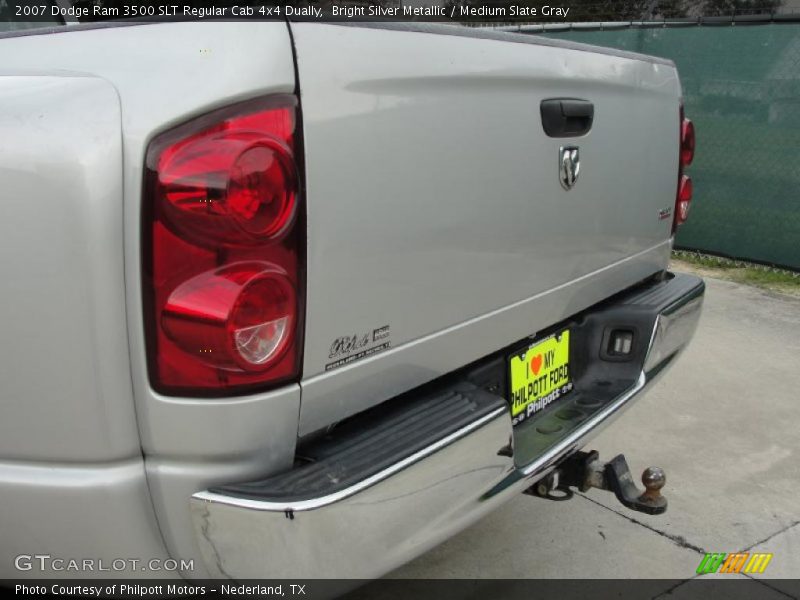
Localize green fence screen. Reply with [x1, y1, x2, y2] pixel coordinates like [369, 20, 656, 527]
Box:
[542, 24, 800, 270]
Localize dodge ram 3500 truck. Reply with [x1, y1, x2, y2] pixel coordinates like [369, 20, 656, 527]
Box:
[0, 18, 703, 580]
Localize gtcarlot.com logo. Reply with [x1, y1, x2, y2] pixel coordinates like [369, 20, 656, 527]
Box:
[14, 554, 194, 572]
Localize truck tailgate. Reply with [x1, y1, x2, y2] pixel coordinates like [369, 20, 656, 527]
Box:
[293, 24, 680, 435]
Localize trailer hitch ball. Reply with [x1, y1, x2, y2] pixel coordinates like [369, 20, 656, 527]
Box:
[599, 454, 668, 515]
[527, 451, 668, 515]
[641, 466, 666, 502]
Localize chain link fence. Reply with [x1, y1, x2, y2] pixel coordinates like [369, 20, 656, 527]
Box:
[536, 23, 800, 271]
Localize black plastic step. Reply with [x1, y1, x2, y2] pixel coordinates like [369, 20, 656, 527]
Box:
[620, 272, 704, 310]
[211, 381, 506, 503]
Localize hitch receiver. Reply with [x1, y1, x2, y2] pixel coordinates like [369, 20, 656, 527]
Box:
[527, 450, 668, 515]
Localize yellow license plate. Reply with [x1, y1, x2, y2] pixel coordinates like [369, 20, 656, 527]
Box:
[509, 330, 573, 422]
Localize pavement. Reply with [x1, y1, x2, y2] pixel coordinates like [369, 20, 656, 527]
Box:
[385, 274, 800, 595]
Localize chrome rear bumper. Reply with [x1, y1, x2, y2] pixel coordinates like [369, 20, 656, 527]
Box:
[190, 273, 704, 579]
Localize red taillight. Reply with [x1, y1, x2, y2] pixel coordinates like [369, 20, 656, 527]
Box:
[674, 103, 695, 233]
[676, 174, 693, 226]
[680, 118, 695, 167]
[143, 96, 303, 395]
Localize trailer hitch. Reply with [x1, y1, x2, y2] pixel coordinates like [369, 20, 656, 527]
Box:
[526, 450, 668, 515]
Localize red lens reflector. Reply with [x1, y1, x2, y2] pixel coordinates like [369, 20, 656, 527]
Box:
[676, 175, 693, 225]
[674, 103, 695, 233]
[228, 143, 296, 238]
[161, 263, 295, 373]
[144, 96, 303, 395]
[157, 120, 296, 247]
[680, 119, 695, 167]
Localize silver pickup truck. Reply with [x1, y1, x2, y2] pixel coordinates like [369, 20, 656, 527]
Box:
[0, 19, 702, 581]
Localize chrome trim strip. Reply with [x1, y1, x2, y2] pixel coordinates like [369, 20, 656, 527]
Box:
[645, 288, 704, 374]
[193, 405, 508, 512]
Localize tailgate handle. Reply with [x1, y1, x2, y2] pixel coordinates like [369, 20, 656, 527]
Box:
[540, 99, 594, 138]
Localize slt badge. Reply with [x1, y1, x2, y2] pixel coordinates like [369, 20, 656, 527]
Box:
[559, 146, 580, 190]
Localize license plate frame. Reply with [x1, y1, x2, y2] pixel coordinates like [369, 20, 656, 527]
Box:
[508, 329, 574, 426]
